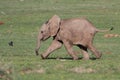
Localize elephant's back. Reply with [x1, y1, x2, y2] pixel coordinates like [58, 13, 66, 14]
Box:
[61, 18, 96, 33]
[60, 18, 96, 46]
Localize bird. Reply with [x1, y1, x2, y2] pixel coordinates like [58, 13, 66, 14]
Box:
[8, 41, 13, 46]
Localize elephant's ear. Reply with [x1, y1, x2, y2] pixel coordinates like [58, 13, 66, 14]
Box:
[49, 15, 61, 36]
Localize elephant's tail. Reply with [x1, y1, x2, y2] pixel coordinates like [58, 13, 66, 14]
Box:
[96, 27, 113, 32]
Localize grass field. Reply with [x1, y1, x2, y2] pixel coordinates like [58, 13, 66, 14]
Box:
[0, 0, 120, 80]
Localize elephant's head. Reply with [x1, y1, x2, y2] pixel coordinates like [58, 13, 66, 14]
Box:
[35, 15, 61, 55]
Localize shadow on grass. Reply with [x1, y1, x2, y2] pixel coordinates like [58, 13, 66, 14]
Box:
[44, 57, 97, 60]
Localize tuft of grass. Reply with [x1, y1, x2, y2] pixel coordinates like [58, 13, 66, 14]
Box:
[0, 62, 14, 80]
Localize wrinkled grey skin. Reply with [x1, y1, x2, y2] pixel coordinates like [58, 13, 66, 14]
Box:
[35, 15, 113, 60]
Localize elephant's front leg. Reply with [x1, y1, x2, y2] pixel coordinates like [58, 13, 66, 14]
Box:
[63, 41, 78, 60]
[81, 49, 89, 60]
[41, 40, 62, 59]
[77, 45, 89, 60]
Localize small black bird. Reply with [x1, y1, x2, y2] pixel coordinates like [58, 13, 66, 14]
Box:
[8, 41, 13, 46]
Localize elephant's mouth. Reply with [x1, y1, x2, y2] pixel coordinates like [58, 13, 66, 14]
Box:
[41, 35, 50, 41]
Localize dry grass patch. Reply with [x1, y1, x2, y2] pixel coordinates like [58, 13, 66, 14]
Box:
[104, 34, 120, 38]
[20, 67, 45, 75]
[0, 63, 13, 80]
[69, 67, 96, 74]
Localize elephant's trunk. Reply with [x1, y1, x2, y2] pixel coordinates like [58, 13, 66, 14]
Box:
[35, 34, 43, 56]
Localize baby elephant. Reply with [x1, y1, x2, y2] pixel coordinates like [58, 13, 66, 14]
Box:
[35, 15, 113, 60]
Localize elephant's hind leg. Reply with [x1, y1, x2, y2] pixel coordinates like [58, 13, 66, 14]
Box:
[88, 44, 102, 59]
[41, 40, 62, 59]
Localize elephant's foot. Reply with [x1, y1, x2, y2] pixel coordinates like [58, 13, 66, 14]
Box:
[73, 57, 79, 60]
[82, 54, 89, 60]
[96, 53, 102, 59]
[41, 54, 47, 59]
[82, 57, 89, 60]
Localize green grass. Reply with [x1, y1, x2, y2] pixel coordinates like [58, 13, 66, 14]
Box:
[0, 0, 120, 80]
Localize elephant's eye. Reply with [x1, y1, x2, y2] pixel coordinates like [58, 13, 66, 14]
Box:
[41, 31, 43, 33]
[45, 20, 49, 24]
